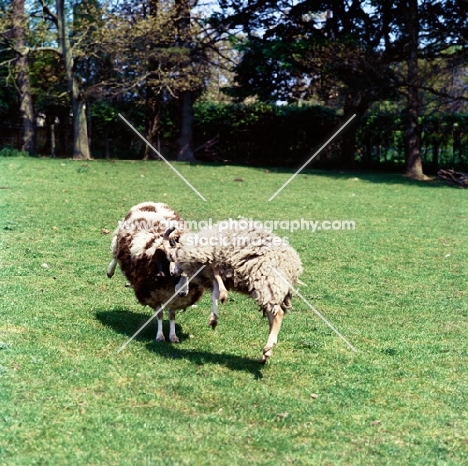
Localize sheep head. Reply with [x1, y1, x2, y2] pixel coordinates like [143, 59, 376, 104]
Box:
[162, 226, 184, 278]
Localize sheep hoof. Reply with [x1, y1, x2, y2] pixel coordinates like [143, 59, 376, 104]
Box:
[156, 334, 165, 342]
[219, 290, 228, 304]
[260, 346, 273, 363]
[169, 335, 180, 343]
[208, 319, 218, 330]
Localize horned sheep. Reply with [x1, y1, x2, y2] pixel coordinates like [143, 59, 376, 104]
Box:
[107, 202, 205, 343]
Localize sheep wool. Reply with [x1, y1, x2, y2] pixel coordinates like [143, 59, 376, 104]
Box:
[107, 202, 204, 343]
[170, 220, 303, 362]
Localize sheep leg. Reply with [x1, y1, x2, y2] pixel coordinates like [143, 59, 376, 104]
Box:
[107, 258, 117, 278]
[175, 275, 189, 297]
[212, 266, 228, 304]
[155, 305, 165, 342]
[168, 309, 180, 343]
[208, 279, 220, 329]
[260, 305, 285, 364]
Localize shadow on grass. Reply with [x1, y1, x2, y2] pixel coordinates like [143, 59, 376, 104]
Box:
[95, 309, 263, 379]
[273, 167, 449, 188]
[96, 308, 179, 341]
[198, 162, 451, 188]
[146, 342, 263, 379]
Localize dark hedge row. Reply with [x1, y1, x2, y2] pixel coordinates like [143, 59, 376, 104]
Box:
[192, 102, 339, 167]
[4, 101, 467, 171]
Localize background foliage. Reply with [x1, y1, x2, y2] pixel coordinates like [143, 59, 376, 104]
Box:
[1, 0, 468, 173]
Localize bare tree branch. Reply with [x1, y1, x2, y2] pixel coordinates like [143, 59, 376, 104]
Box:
[38, 0, 58, 25]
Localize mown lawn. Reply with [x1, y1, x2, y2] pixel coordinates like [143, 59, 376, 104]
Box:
[0, 156, 467, 465]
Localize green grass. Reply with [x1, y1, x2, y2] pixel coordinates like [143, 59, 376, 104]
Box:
[1, 157, 467, 465]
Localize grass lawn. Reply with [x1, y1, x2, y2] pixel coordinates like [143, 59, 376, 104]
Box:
[1, 156, 467, 465]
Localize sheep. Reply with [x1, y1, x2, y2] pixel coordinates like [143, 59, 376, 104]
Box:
[107, 202, 205, 343]
[165, 219, 303, 363]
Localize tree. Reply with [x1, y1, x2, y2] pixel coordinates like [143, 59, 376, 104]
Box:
[215, 1, 397, 168]
[371, 0, 468, 178]
[174, 0, 196, 161]
[36, 0, 94, 159]
[403, 0, 425, 179]
[216, 0, 468, 174]
[56, 0, 91, 160]
[13, 0, 36, 153]
[0, 0, 37, 153]
[98, 0, 210, 161]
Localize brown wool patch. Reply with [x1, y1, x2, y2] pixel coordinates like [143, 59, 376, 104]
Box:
[144, 236, 157, 252]
[140, 205, 157, 212]
[132, 216, 147, 225]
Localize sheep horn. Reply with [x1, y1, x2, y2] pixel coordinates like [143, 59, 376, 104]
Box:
[163, 226, 177, 239]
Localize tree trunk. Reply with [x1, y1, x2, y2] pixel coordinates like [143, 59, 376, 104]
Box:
[72, 99, 91, 160]
[404, 0, 426, 180]
[176, 90, 195, 161]
[340, 114, 359, 169]
[340, 93, 366, 169]
[144, 113, 160, 160]
[86, 99, 92, 149]
[175, 0, 196, 162]
[12, 0, 36, 154]
[56, 0, 91, 160]
[144, 101, 161, 160]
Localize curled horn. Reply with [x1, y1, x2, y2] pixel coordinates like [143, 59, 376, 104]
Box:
[163, 226, 178, 247]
